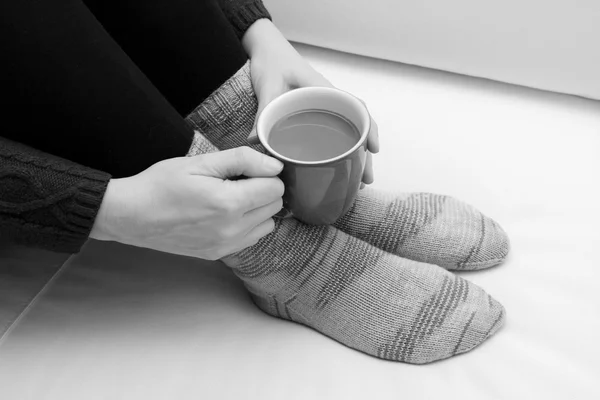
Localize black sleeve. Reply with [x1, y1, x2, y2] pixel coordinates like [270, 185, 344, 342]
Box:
[0, 137, 111, 254]
[216, 0, 272, 38]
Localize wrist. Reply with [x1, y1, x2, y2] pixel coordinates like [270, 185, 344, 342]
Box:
[242, 18, 288, 58]
[89, 178, 125, 242]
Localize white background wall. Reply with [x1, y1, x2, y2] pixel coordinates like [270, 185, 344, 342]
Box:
[264, 0, 600, 100]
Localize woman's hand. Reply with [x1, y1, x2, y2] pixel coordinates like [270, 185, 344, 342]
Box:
[242, 19, 379, 186]
[89, 147, 284, 260]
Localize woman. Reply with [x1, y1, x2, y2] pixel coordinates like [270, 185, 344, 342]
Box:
[0, 0, 509, 364]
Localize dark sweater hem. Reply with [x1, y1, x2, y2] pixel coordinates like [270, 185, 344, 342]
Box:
[227, 2, 272, 39]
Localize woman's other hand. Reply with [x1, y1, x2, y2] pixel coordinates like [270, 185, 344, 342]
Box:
[243, 19, 379, 186]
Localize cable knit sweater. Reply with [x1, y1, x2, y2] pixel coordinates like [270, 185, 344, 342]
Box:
[217, 0, 272, 38]
[0, 139, 110, 253]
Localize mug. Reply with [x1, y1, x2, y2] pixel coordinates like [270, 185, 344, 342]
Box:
[249, 87, 371, 225]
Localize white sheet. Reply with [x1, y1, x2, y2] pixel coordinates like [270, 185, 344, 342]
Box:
[0, 44, 599, 400]
[264, 0, 600, 100]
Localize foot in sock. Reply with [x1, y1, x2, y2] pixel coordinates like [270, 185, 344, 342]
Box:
[333, 189, 510, 270]
[223, 217, 505, 364]
[187, 131, 505, 362]
[185, 62, 510, 271]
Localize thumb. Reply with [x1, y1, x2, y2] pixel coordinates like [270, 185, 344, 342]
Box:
[193, 147, 283, 179]
[249, 79, 286, 144]
[256, 79, 287, 125]
[295, 69, 334, 89]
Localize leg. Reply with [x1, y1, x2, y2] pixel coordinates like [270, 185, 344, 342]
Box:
[188, 130, 506, 364]
[1, 0, 195, 178]
[82, 0, 248, 116]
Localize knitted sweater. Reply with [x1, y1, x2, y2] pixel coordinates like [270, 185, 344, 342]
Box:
[0, 0, 270, 253]
[217, 0, 273, 38]
[0, 139, 110, 253]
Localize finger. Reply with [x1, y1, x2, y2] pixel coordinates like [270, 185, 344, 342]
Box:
[354, 98, 379, 154]
[362, 152, 374, 185]
[297, 73, 381, 155]
[367, 117, 380, 153]
[224, 218, 276, 257]
[196, 147, 283, 179]
[245, 217, 277, 245]
[243, 198, 283, 229]
[250, 80, 287, 144]
[232, 176, 285, 211]
[256, 79, 286, 125]
[296, 69, 334, 88]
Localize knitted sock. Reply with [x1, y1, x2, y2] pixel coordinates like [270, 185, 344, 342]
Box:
[188, 130, 505, 363]
[333, 190, 510, 270]
[185, 61, 510, 271]
[225, 217, 505, 364]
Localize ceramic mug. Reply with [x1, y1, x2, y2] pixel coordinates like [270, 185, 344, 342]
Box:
[248, 87, 371, 225]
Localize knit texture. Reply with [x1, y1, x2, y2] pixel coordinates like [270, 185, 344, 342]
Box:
[185, 61, 263, 154]
[334, 190, 510, 270]
[185, 61, 510, 270]
[0, 138, 110, 253]
[216, 0, 272, 38]
[186, 130, 505, 364]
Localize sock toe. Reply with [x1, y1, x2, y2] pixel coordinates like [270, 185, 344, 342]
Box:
[391, 269, 506, 364]
[402, 195, 511, 271]
[333, 190, 511, 272]
[449, 290, 506, 360]
[455, 210, 511, 271]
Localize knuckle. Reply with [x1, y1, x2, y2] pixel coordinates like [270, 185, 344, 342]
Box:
[215, 190, 241, 215]
[232, 146, 260, 172]
[233, 146, 253, 161]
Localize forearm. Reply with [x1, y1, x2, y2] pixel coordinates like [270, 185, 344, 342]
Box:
[0, 137, 111, 253]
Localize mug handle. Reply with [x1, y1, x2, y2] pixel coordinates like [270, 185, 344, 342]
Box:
[248, 126, 290, 218]
[274, 197, 293, 219]
[247, 127, 261, 145]
[274, 207, 293, 219]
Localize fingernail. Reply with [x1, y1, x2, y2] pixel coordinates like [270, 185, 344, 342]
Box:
[267, 157, 284, 172]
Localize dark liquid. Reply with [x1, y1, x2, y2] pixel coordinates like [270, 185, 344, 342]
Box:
[268, 110, 360, 161]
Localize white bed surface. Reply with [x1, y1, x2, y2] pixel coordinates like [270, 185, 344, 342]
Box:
[0, 44, 599, 400]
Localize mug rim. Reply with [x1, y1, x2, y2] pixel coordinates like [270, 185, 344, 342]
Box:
[256, 87, 371, 166]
